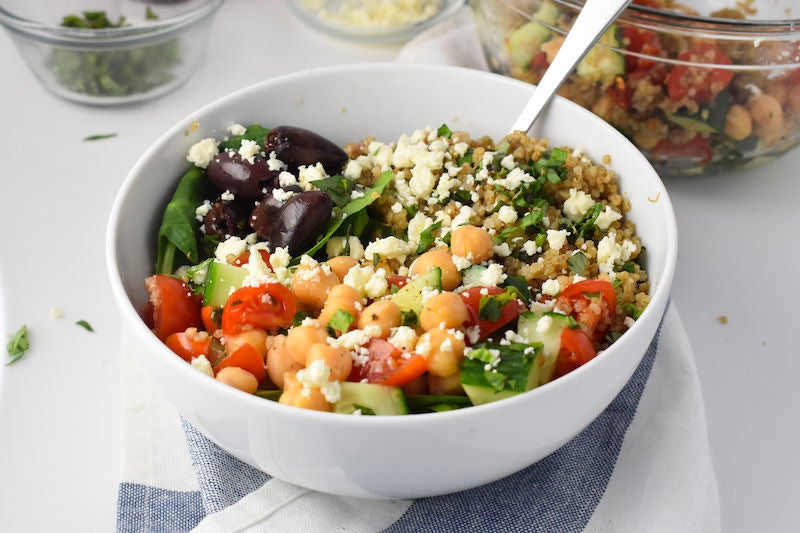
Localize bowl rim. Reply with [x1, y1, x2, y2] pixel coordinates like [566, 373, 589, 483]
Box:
[106, 62, 678, 428]
[0, 0, 223, 47]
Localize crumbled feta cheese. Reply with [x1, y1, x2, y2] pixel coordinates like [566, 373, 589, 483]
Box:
[624, 316, 636, 328]
[388, 326, 418, 352]
[390, 202, 403, 214]
[493, 243, 512, 257]
[238, 139, 261, 164]
[522, 240, 539, 256]
[497, 205, 518, 224]
[595, 205, 623, 231]
[278, 171, 298, 188]
[343, 265, 388, 299]
[546, 229, 570, 251]
[215, 236, 248, 264]
[186, 138, 219, 169]
[541, 279, 561, 296]
[563, 188, 595, 222]
[343, 160, 362, 180]
[363, 236, 414, 264]
[49, 307, 64, 320]
[298, 163, 327, 190]
[269, 247, 291, 269]
[480, 263, 507, 286]
[191, 355, 214, 377]
[326, 236, 365, 260]
[227, 123, 246, 136]
[536, 314, 554, 334]
[272, 188, 295, 202]
[451, 254, 472, 271]
[495, 167, 534, 190]
[597, 233, 638, 275]
[297, 359, 341, 403]
[220, 190, 235, 202]
[195, 200, 212, 221]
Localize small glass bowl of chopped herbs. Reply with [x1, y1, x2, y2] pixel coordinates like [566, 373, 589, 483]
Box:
[0, 0, 223, 105]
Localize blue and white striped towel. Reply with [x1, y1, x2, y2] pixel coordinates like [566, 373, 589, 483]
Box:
[116, 304, 720, 532]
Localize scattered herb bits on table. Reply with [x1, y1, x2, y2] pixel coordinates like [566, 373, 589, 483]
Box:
[144, 123, 650, 414]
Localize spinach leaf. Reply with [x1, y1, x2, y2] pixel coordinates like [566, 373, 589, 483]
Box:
[156, 167, 213, 274]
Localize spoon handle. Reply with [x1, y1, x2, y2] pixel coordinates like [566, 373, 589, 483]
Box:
[509, 0, 632, 134]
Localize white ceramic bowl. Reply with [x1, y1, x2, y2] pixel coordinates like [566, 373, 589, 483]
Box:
[107, 63, 677, 499]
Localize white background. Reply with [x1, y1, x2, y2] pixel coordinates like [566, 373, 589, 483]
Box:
[0, 2, 797, 531]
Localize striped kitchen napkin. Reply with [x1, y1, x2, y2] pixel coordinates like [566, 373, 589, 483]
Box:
[116, 10, 720, 531]
[116, 303, 720, 532]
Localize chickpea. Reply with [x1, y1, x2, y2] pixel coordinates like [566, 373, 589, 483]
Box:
[279, 372, 332, 412]
[216, 366, 259, 394]
[723, 104, 753, 141]
[305, 343, 352, 382]
[418, 328, 466, 378]
[450, 226, 494, 264]
[266, 334, 302, 389]
[786, 84, 800, 115]
[419, 292, 469, 332]
[357, 300, 402, 338]
[318, 284, 362, 333]
[410, 248, 461, 291]
[224, 329, 268, 361]
[748, 93, 785, 146]
[326, 256, 358, 282]
[285, 324, 329, 365]
[764, 79, 788, 106]
[291, 264, 339, 311]
[427, 371, 464, 396]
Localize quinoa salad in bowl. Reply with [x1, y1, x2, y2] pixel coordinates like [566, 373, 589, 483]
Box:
[143, 121, 650, 415]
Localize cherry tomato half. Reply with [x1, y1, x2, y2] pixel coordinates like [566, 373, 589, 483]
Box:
[221, 283, 297, 335]
[232, 249, 272, 268]
[666, 43, 733, 105]
[165, 329, 211, 362]
[651, 134, 714, 166]
[349, 338, 428, 386]
[459, 286, 526, 343]
[554, 327, 598, 378]
[555, 279, 618, 342]
[145, 274, 203, 341]
[215, 343, 266, 384]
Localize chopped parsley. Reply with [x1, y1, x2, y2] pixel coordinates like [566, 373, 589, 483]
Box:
[327, 310, 355, 335]
[567, 251, 588, 276]
[83, 133, 117, 142]
[6, 325, 30, 366]
[75, 320, 95, 332]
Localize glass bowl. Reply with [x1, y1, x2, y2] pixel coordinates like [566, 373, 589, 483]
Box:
[0, 0, 223, 106]
[471, 0, 800, 176]
[286, 0, 465, 43]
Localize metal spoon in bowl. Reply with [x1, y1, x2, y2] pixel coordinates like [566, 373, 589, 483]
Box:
[510, 0, 632, 134]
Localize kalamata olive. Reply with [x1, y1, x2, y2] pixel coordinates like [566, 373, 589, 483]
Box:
[202, 200, 251, 239]
[265, 126, 348, 175]
[270, 190, 334, 255]
[249, 186, 303, 240]
[206, 151, 276, 199]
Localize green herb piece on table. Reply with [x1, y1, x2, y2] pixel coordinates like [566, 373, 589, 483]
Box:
[48, 10, 180, 98]
[75, 320, 95, 332]
[6, 325, 30, 366]
[83, 133, 117, 142]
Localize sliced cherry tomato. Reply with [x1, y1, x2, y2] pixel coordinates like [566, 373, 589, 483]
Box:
[554, 327, 597, 378]
[145, 274, 203, 341]
[530, 50, 549, 71]
[349, 338, 428, 386]
[387, 275, 410, 291]
[215, 343, 266, 384]
[221, 283, 297, 335]
[232, 249, 272, 268]
[459, 286, 526, 343]
[666, 43, 733, 105]
[555, 280, 617, 342]
[201, 305, 220, 334]
[165, 330, 212, 362]
[651, 134, 714, 166]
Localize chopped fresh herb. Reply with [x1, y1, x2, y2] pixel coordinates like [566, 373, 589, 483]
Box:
[456, 150, 474, 166]
[83, 133, 117, 142]
[254, 389, 282, 401]
[401, 309, 418, 327]
[416, 220, 443, 254]
[6, 325, 29, 366]
[217, 125, 271, 151]
[436, 124, 452, 138]
[292, 311, 310, 327]
[75, 320, 95, 332]
[327, 309, 355, 335]
[372, 253, 381, 267]
[606, 331, 623, 343]
[49, 10, 179, 98]
[495, 204, 546, 244]
[353, 405, 376, 415]
[478, 288, 519, 322]
[145, 6, 159, 20]
[623, 303, 644, 320]
[572, 202, 603, 239]
[502, 276, 532, 304]
[567, 251, 588, 276]
[312, 175, 356, 208]
[451, 189, 472, 205]
[617, 260, 637, 273]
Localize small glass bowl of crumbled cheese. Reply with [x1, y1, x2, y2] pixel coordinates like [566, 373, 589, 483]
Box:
[286, 0, 465, 43]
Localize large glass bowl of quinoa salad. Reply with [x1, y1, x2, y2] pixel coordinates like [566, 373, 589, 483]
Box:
[107, 64, 677, 498]
[471, 0, 800, 176]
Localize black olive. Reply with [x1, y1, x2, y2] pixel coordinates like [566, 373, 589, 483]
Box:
[265, 126, 348, 175]
[270, 190, 334, 255]
[202, 199, 251, 239]
[206, 151, 277, 199]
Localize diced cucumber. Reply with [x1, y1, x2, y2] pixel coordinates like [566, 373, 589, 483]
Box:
[516, 311, 572, 385]
[460, 264, 487, 287]
[666, 114, 719, 135]
[576, 25, 624, 86]
[391, 266, 442, 317]
[460, 342, 541, 405]
[203, 261, 247, 307]
[506, 1, 560, 68]
[333, 382, 408, 415]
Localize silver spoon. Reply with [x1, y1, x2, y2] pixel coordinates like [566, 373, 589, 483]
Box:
[510, 0, 632, 134]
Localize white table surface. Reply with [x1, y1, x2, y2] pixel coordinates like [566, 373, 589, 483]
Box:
[0, 2, 797, 532]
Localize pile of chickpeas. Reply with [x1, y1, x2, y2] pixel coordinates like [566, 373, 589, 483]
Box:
[212, 223, 505, 412]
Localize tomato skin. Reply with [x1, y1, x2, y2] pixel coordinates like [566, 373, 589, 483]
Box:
[215, 343, 266, 384]
[622, 27, 664, 73]
[459, 286, 526, 343]
[232, 249, 271, 268]
[221, 284, 297, 335]
[555, 280, 618, 342]
[349, 339, 428, 386]
[554, 327, 597, 378]
[145, 274, 203, 341]
[665, 43, 733, 105]
[201, 305, 220, 334]
[652, 134, 714, 166]
[165, 330, 211, 362]
[387, 275, 410, 291]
